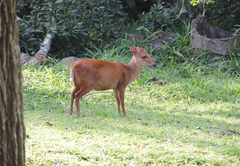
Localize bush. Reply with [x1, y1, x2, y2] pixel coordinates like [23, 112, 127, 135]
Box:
[138, 1, 201, 32]
[138, 0, 240, 33]
[204, 0, 240, 31]
[17, 0, 134, 58]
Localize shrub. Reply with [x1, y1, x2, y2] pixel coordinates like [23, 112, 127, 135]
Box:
[204, 0, 240, 31]
[138, 0, 240, 33]
[138, 1, 200, 32]
[16, 0, 134, 58]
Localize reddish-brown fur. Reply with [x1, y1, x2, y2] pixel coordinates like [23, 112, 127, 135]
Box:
[70, 46, 156, 117]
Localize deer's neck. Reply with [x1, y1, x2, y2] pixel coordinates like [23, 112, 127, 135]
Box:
[127, 56, 142, 82]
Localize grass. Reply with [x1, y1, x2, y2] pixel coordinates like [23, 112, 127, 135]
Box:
[23, 33, 240, 165]
[23, 64, 240, 165]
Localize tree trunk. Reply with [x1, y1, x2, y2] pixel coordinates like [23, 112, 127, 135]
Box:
[190, 15, 240, 55]
[0, 0, 26, 165]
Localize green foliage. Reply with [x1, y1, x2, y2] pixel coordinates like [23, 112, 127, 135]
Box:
[204, 0, 240, 30]
[188, 0, 240, 31]
[17, 0, 134, 58]
[190, 0, 215, 6]
[17, 0, 240, 59]
[139, 0, 240, 33]
[17, 0, 45, 55]
[138, 1, 201, 32]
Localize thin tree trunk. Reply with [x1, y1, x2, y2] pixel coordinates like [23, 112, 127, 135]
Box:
[24, 32, 53, 65]
[0, 0, 25, 165]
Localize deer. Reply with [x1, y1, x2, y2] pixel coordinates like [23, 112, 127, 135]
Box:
[69, 46, 156, 117]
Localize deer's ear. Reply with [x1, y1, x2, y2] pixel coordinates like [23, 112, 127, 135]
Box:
[129, 46, 137, 54]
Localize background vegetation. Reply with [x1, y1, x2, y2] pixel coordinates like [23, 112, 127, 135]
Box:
[17, 0, 240, 165]
[16, 0, 240, 58]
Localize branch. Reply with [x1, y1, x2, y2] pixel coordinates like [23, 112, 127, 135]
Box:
[21, 53, 31, 65]
[24, 32, 53, 65]
[176, 0, 185, 19]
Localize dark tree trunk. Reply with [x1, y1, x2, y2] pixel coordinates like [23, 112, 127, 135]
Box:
[0, 0, 26, 165]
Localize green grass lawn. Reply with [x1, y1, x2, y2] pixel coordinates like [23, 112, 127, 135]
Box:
[22, 58, 240, 165]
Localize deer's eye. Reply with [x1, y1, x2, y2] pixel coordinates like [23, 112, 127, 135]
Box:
[142, 55, 147, 59]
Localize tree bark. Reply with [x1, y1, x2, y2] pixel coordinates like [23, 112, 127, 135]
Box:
[0, 0, 25, 165]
